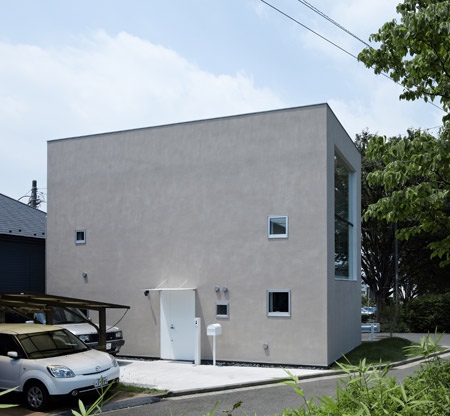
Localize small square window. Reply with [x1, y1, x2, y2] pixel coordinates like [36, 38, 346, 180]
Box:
[216, 303, 229, 318]
[268, 216, 288, 238]
[75, 229, 86, 245]
[267, 290, 291, 317]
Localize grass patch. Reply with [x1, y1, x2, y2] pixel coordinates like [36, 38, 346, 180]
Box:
[115, 382, 165, 395]
[333, 337, 417, 368]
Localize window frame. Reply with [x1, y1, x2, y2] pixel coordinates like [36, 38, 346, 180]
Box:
[334, 151, 357, 280]
[267, 216, 288, 239]
[216, 302, 230, 319]
[266, 290, 291, 317]
[75, 229, 86, 245]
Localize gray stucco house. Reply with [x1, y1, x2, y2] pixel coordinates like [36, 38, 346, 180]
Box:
[47, 104, 361, 366]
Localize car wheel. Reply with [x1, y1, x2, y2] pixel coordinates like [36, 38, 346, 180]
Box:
[25, 381, 49, 411]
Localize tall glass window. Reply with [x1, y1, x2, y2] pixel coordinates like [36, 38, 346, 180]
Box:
[335, 153, 354, 278]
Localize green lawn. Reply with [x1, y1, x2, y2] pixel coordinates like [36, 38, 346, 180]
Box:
[334, 337, 417, 367]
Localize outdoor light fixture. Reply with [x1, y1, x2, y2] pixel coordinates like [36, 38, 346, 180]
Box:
[144, 290, 149, 297]
[214, 286, 220, 292]
[222, 286, 228, 292]
[82, 272, 88, 279]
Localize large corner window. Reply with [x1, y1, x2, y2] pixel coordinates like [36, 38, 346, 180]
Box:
[268, 216, 288, 239]
[335, 152, 355, 279]
[267, 290, 291, 317]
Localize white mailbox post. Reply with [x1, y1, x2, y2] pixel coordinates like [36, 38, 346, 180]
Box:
[194, 317, 201, 366]
[207, 323, 222, 366]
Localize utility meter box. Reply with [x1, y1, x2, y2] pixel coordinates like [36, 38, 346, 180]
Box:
[207, 323, 222, 336]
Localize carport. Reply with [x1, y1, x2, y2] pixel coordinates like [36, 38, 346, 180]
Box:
[0, 293, 130, 350]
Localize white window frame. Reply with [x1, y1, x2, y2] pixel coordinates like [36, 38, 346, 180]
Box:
[75, 229, 86, 245]
[267, 216, 288, 239]
[267, 290, 291, 317]
[216, 302, 229, 319]
[334, 150, 357, 281]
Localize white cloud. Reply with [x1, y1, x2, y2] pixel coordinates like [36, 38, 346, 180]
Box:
[330, 76, 444, 139]
[0, 30, 284, 201]
[282, 0, 398, 62]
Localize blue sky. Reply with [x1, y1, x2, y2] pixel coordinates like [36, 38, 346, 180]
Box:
[0, 0, 444, 207]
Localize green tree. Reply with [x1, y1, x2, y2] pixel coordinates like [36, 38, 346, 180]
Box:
[358, 131, 450, 313]
[358, 0, 450, 120]
[357, 132, 397, 314]
[358, 0, 450, 288]
[399, 231, 450, 298]
[364, 128, 450, 266]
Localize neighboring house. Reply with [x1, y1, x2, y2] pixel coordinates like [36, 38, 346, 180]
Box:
[46, 104, 361, 367]
[0, 193, 46, 293]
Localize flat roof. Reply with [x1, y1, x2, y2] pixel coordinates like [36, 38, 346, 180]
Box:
[0, 323, 62, 335]
[0, 293, 130, 315]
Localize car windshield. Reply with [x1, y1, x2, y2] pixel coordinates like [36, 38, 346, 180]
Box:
[17, 329, 89, 358]
[35, 307, 88, 325]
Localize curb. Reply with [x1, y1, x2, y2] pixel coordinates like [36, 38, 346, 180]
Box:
[64, 345, 450, 414]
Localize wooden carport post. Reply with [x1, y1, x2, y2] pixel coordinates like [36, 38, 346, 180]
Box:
[45, 308, 54, 325]
[98, 308, 107, 351]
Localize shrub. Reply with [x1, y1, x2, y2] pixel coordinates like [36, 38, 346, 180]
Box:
[406, 293, 450, 332]
[276, 333, 449, 416]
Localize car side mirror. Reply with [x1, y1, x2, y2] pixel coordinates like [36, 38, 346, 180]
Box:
[7, 351, 19, 359]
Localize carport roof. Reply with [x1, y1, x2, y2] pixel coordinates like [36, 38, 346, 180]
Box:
[0, 293, 130, 314]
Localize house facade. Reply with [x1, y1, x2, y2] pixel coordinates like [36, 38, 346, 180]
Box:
[0, 193, 46, 294]
[47, 104, 361, 366]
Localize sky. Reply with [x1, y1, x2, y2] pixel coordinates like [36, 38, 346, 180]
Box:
[0, 0, 444, 208]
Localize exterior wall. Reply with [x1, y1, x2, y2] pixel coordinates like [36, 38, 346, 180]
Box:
[47, 104, 360, 366]
[0, 235, 45, 293]
[0, 193, 47, 294]
[326, 110, 362, 364]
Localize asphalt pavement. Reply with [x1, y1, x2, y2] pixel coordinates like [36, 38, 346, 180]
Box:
[6, 332, 450, 416]
[117, 332, 450, 396]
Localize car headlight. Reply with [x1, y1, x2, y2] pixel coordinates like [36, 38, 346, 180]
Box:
[115, 331, 122, 339]
[78, 334, 90, 343]
[47, 365, 76, 378]
[109, 355, 118, 367]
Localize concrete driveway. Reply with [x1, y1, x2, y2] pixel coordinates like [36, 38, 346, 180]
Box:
[5, 332, 450, 416]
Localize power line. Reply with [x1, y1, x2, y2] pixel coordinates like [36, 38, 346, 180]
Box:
[295, 0, 371, 49]
[260, 0, 445, 115]
[260, 0, 358, 60]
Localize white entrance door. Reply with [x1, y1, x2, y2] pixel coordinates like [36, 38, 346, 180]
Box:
[160, 290, 195, 360]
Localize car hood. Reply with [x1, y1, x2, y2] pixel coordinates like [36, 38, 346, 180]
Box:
[37, 349, 115, 374]
[56, 322, 119, 335]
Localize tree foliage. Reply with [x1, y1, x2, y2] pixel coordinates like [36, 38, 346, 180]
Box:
[365, 128, 450, 266]
[358, 0, 450, 120]
[358, 130, 450, 309]
[357, 0, 450, 285]
[357, 132, 397, 312]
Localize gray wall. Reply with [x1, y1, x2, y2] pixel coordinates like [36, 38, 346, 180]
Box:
[326, 110, 361, 363]
[47, 104, 360, 366]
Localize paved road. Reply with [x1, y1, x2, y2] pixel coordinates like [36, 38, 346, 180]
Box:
[102, 332, 450, 416]
[100, 360, 427, 416]
[5, 333, 448, 416]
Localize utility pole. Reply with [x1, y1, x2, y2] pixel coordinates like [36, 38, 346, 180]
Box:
[28, 180, 39, 209]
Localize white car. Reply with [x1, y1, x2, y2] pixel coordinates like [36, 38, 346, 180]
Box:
[34, 307, 125, 355]
[0, 323, 120, 411]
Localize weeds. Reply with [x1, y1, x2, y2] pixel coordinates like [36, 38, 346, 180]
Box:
[71, 378, 117, 416]
[276, 333, 449, 415]
[0, 387, 18, 409]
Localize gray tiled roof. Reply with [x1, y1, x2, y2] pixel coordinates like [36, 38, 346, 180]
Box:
[0, 193, 46, 239]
